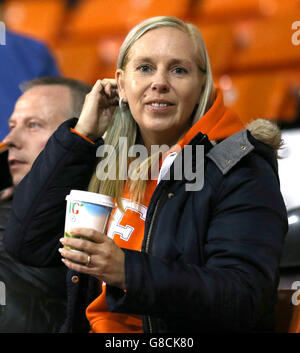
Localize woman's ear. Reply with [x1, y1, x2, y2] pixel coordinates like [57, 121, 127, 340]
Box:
[115, 69, 126, 101]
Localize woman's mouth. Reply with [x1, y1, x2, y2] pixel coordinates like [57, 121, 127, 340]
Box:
[146, 100, 175, 113]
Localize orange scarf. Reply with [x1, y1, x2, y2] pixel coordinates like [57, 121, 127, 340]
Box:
[182, 88, 244, 145]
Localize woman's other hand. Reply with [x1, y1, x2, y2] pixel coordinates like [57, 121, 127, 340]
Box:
[74, 79, 119, 141]
[59, 228, 125, 289]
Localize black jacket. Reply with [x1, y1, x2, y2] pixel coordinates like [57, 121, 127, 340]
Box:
[0, 198, 67, 332]
[4, 118, 288, 332]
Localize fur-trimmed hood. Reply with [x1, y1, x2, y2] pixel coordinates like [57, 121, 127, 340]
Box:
[246, 118, 283, 157]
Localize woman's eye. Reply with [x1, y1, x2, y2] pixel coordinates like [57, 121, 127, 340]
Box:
[138, 65, 151, 73]
[173, 67, 188, 75]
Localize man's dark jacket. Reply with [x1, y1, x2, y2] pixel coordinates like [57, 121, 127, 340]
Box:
[4, 118, 288, 333]
[0, 198, 67, 332]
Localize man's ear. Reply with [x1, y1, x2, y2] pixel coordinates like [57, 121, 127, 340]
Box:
[115, 69, 126, 101]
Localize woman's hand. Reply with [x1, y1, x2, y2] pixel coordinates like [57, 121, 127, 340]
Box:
[74, 79, 119, 141]
[59, 228, 126, 289]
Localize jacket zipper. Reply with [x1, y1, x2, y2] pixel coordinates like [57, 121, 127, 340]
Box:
[145, 196, 162, 333]
[143, 133, 210, 333]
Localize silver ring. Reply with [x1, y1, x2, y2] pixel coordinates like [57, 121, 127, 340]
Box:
[86, 255, 91, 267]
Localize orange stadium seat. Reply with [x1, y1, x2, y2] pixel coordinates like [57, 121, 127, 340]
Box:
[120, 0, 191, 29]
[3, 0, 66, 44]
[65, 0, 192, 38]
[276, 69, 300, 124]
[191, 0, 267, 22]
[196, 23, 235, 75]
[190, 0, 300, 23]
[271, 0, 300, 20]
[216, 71, 297, 124]
[231, 17, 300, 72]
[288, 306, 300, 333]
[53, 38, 102, 84]
[96, 34, 126, 78]
[276, 289, 300, 333]
[53, 33, 128, 84]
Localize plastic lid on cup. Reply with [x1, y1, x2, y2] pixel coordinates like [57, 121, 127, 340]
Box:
[66, 190, 114, 208]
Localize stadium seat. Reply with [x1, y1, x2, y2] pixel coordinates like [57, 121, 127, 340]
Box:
[288, 304, 300, 333]
[96, 34, 126, 78]
[276, 289, 300, 332]
[217, 71, 296, 124]
[65, 0, 192, 38]
[191, 0, 267, 22]
[53, 32, 128, 83]
[196, 23, 235, 75]
[276, 70, 300, 124]
[231, 17, 300, 71]
[270, 0, 300, 20]
[119, 0, 191, 29]
[3, 0, 66, 44]
[52, 38, 101, 84]
[190, 0, 300, 23]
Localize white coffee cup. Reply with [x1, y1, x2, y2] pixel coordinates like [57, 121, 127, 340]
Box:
[64, 190, 114, 249]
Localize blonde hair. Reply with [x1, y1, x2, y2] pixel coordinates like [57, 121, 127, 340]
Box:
[88, 16, 214, 209]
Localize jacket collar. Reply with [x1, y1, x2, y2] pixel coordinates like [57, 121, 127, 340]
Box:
[206, 120, 281, 181]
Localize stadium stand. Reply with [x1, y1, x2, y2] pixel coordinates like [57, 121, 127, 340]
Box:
[190, 0, 300, 23]
[231, 18, 300, 72]
[3, 0, 67, 44]
[2, 0, 298, 126]
[64, 0, 192, 38]
[216, 71, 298, 124]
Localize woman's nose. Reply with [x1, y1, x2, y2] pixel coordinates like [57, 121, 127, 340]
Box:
[150, 71, 170, 93]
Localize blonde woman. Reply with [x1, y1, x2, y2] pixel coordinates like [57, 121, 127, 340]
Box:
[5, 17, 287, 333]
